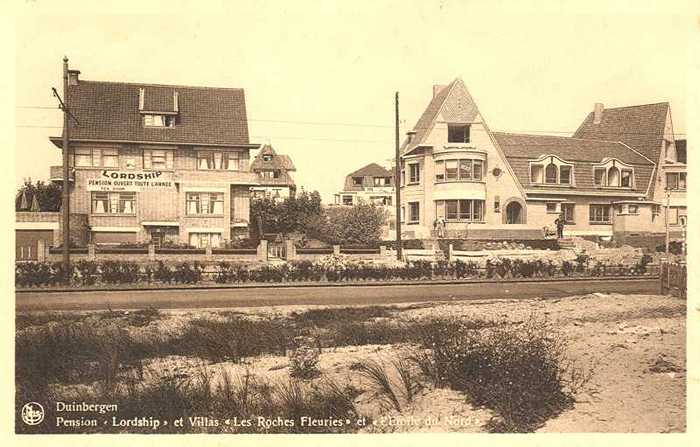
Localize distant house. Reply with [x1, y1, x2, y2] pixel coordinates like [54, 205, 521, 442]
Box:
[398, 77, 686, 247]
[334, 162, 396, 240]
[249, 145, 297, 200]
[334, 163, 395, 206]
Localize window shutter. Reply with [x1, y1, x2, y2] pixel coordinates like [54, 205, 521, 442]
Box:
[143, 150, 152, 169]
[166, 150, 174, 169]
[92, 148, 101, 167]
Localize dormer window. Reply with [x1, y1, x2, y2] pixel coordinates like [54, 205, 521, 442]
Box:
[352, 177, 363, 186]
[529, 155, 574, 186]
[144, 114, 176, 128]
[448, 124, 471, 143]
[593, 159, 634, 188]
[263, 154, 273, 162]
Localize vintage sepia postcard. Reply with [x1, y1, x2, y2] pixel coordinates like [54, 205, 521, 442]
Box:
[4, 0, 698, 445]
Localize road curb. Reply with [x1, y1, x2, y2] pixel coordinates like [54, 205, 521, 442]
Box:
[15, 275, 659, 294]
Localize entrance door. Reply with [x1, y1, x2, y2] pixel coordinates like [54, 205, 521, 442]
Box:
[506, 202, 523, 224]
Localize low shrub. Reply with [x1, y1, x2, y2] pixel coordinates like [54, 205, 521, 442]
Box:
[417, 314, 591, 432]
[288, 336, 320, 380]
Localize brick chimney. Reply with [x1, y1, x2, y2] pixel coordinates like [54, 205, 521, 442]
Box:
[433, 84, 447, 98]
[593, 103, 604, 124]
[68, 69, 81, 86]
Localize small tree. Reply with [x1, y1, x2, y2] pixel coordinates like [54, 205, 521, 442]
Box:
[315, 201, 388, 246]
[16, 179, 62, 212]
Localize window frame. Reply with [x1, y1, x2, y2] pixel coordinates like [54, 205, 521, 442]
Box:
[408, 202, 420, 223]
[91, 191, 136, 215]
[185, 191, 225, 216]
[561, 203, 575, 223]
[435, 199, 485, 223]
[447, 124, 471, 144]
[408, 163, 420, 184]
[589, 204, 611, 224]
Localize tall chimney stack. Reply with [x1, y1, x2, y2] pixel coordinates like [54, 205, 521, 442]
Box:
[593, 103, 604, 124]
[68, 69, 80, 86]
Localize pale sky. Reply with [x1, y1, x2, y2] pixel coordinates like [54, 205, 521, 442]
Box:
[13, 1, 691, 203]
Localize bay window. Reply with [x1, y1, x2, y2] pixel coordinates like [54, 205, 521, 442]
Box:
[91, 192, 136, 215]
[436, 199, 485, 222]
[186, 192, 224, 215]
[435, 158, 484, 182]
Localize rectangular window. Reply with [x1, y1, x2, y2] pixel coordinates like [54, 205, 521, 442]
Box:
[188, 232, 221, 249]
[562, 203, 575, 223]
[374, 177, 383, 187]
[494, 196, 500, 213]
[409, 163, 420, 183]
[459, 159, 472, 180]
[652, 205, 660, 222]
[102, 148, 119, 168]
[435, 160, 445, 182]
[530, 165, 544, 183]
[445, 160, 458, 181]
[185, 192, 224, 215]
[437, 200, 484, 222]
[342, 195, 353, 206]
[458, 199, 472, 220]
[408, 202, 420, 223]
[143, 149, 173, 170]
[546, 202, 558, 213]
[545, 164, 558, 184]
[589, 204, 611, 223]
[400, 162, 406, 186]
[594, 168, 606, 186]
[446, 200, 458, 220]
[628, 204, 639, 214]
[621, 169, 632, 188]
[352, 177, 363, 186]
[473, 160, 483, 181]
[670, 207, 679, 225]
[559, 166, 571, 185]
[225, 152, 240, 171]
[91, 192, 135, 215]
[144, 114, 175, 128]
[75, 147, 93, 167]
[666, 172, 686, 190]
[447, 124, 470, 143]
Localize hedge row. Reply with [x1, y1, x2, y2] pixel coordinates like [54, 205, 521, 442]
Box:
[16, 254, 654, 288]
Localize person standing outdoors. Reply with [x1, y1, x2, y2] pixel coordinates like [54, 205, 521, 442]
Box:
[554, 213, 565, 239]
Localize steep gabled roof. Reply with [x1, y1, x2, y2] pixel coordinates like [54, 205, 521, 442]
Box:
[493, 132, 655, 194]
[400, 78, 481, 155]
[250, 145, 296, 171]
[347, 163, 393, 178]
[59, 79, 252, 146]
[573, 102, 669, 163]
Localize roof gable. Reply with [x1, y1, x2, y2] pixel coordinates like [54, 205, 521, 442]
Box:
[347, 163, 393, 178]
[573, 102, 669, 163]
[64, 80, 251, 146]
[250, 145, 296, 171]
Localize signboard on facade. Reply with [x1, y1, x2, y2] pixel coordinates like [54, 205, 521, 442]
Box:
[86, 170, 175, 192]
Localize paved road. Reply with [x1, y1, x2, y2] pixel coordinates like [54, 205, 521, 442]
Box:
[15, 278, 658, 312]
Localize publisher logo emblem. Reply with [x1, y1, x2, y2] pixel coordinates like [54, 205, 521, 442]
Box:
[21, 402, 44, 426]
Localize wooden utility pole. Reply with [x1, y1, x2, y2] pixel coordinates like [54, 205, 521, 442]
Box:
[61, 56, 71, 275]
[665, 189, 670, 255]
[394, 92, 402, 260]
